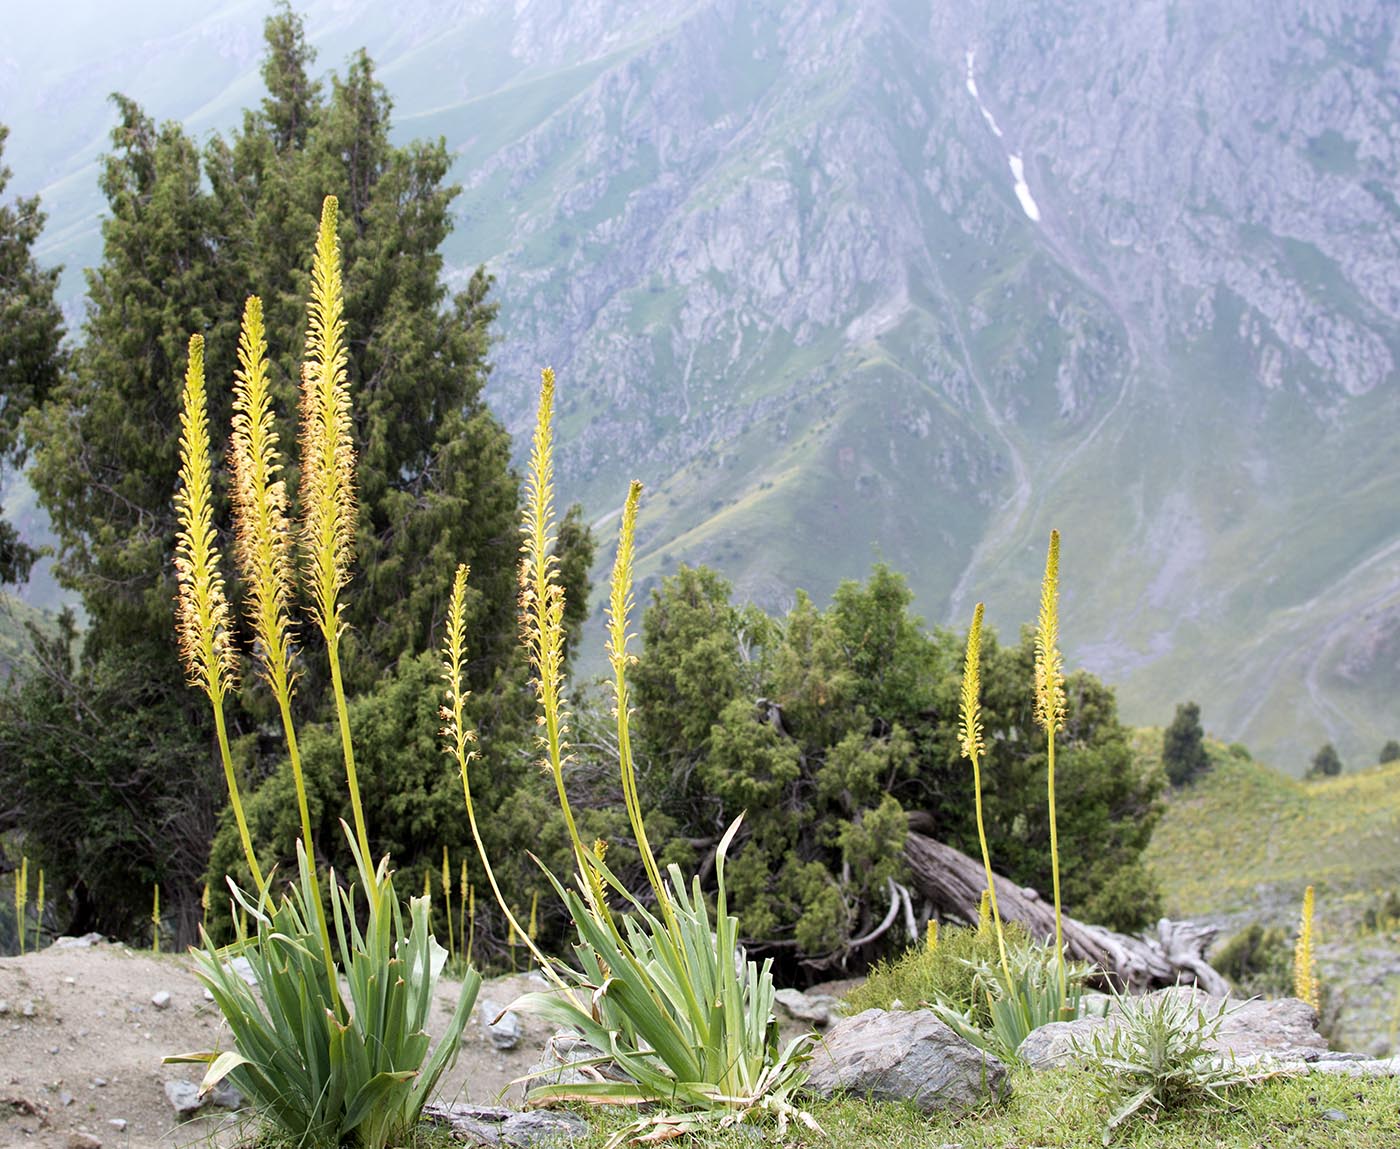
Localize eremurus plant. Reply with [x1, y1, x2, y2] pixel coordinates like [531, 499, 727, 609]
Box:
[447, 371, 818, 1146]
[166, 196, 477, 1149]
[1036, 529, 1069, 1002]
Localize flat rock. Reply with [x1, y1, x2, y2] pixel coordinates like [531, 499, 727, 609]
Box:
[66, 1134, 102, 1149]
[52, 934, 105, 950]
[803, 1008, 1008, 1113]
[424, 1102, 589, 1146]
[150, 991, 172, 1010]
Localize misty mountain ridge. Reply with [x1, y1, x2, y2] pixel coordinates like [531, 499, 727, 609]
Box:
[4, 0, 1398, 773]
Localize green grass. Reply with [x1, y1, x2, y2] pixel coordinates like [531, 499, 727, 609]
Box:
[493, 1068, 1400, 1149]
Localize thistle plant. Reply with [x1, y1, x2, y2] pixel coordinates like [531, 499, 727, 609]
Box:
[961, 601, 1012, 987]
[1035, 529, 1068, 1000]
[173, 333, 264, 891]
[1294, 885, 1320, 1010]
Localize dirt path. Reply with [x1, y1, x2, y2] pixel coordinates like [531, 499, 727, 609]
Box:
[0, 940, 569, 1149]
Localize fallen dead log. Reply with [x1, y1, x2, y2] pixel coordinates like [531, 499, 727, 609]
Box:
[903, 830, 1229, 995]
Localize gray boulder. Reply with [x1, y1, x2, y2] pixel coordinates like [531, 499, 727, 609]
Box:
[1018, 988, 1330, 1070]
[774, 987, 840, 1027]
[479, 998, 524, 1051]
[803, 1008, 1009, 1113]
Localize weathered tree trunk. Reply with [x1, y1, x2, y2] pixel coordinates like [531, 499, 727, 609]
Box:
[903, 831, 1229, 995]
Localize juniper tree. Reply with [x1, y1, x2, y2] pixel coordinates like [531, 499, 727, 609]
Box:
[2, 6, 538, 940]
[0, 124, 66, 585]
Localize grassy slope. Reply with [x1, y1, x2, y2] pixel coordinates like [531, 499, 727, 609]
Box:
[1144, 737, 1400, 1052]
[1145, 741, 1400, 919]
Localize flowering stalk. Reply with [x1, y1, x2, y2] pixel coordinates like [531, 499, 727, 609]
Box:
[15, 855, 26, 956]
[174, 333, 265, 892]
[1294, 885, 1320, 1010]
[152, 883, 161, 954]
[961, 602, 1012, 987]
[608, 480, 679, 932]
[1034, 530, 1068, 1000]
[442, 846, 455, 964]
[442, 563, 563, 982]
[229, 295, 340, 1006]
[299, 196, 372, 895]
[33, 869, 43, 952]
[518, 368, 592, 893]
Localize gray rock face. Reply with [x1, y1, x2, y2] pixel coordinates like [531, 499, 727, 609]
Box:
[803, 1008, 1009, 1113]
[525, 1031, 633, 1091]
[162, 1079, 201, 1116]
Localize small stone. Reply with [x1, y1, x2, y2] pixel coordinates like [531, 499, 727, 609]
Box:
[22, 1000, 36, 1017]
[207, 1082, 244, 1111]
[49, 1046, 60, 1055]
[164, 1079, 203, 1116]
[151, 991, 172, 1010]
[108, 1119, 127, 1131]
[63, 977, 76, 986]
[203, 988, 215, 1002]
[92, 1077, 108, 1087]
[1322, 1109, 1348, 1122]
[60, 1092, 75, 1107]
[67, 1134, 102, 1149]
[480, 999, 523, 1051]
[0, 1000, 9, 1014]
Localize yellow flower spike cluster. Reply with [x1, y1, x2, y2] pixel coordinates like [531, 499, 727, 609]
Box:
[961, 601, 1012, 987]
[1034, 529, 1068, 1000]
[174, 333, 265, 892]
[298, 196, 373, 891]
[152, 883, 161, 954]
[1294, 885, 1320, 1010]
[926, 918, 939, 953]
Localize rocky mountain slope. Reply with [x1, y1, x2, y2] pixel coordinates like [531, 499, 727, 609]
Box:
[4, 0, 1398, 771]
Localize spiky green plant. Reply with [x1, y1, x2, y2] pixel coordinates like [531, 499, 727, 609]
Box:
[173, 333, 265, 892]
[1035, 529, 1068, 1000]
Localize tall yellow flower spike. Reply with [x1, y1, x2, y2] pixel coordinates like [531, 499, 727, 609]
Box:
[174, 333, 265, 892]
[298, 195, 372, 887]
[961, 602, 1012, 986]
[518, 368, 589, 886]
[608, 479, 675, 930]
[1294, 885, 1320, 1010]
[1034, 529, 1068, 1000]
